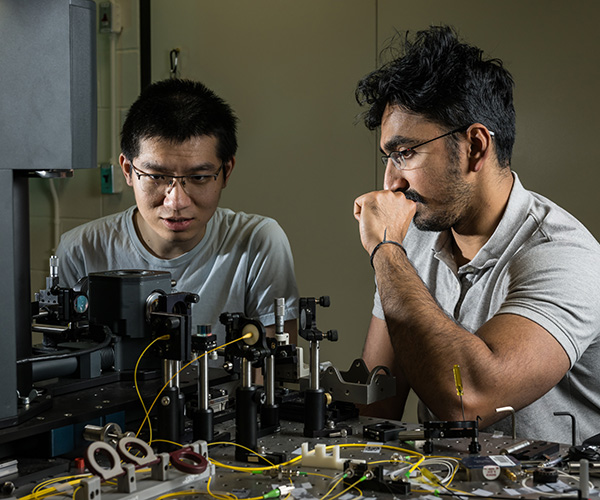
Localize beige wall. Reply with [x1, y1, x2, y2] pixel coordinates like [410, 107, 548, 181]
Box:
[149, 0, 378, 376]
[28, 1, 600, 422]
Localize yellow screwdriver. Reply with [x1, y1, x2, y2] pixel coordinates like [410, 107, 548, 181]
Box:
[453, 364, 466, 421]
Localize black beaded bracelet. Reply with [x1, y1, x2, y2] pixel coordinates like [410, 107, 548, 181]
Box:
[370, 240, 407, 268]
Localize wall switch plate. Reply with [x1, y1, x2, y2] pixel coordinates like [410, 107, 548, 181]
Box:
[100, 164, 122, 194]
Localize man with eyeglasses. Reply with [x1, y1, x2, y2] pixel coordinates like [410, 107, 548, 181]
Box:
[56, 79, 299, 341]
[353, 26, 600, 444]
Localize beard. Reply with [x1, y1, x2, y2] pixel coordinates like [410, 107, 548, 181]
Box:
[405, 157, 473, 233]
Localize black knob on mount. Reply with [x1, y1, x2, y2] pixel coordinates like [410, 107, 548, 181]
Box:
[186, 293, 200, 304]
[319, 296, 331, 307]
[326, 329, 338, 342]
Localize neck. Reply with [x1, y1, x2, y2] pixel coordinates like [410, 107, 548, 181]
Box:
[451, 170, 514, 265]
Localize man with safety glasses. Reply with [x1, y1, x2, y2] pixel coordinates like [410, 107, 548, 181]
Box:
[57, 79, 299, 340]
[353, 26, 600, 444]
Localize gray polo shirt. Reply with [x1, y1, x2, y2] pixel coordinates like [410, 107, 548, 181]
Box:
[373, 172, 600, 444]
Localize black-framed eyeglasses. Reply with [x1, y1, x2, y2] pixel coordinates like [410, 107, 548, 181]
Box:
[381, 125, 494, 171]
[130, 162, 224, 195]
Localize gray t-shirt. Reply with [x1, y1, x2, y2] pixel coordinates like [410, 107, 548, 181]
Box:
[56, 206, 299, 343]
[373, 173, 600, 444]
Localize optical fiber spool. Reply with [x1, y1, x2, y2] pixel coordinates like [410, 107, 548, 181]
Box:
[170, 447, 209, 474]
[85, 441, 124, 481]
[117, 436, 158, 467]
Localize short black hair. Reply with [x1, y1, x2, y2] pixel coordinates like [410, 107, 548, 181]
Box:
[356, 26, 515, 167]
[121, 79, 238, 162]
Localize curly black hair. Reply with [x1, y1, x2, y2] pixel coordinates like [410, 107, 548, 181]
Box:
[356, 26, 515, 167]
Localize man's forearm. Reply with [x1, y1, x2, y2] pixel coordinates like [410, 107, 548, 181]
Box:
[373, 243, 504, 423]
[361, 314, 411, 420]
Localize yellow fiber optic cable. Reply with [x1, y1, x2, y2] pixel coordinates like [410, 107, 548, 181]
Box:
[334, 442, 425, 474]
[137, 332, 252, 440]
[151, 438, 184, 448]
[325, 475, 366, 500]
[154, 490, 202, 500]
[134, 334, 171, 440]
[207, 476, 238, 500]
[320, 473, 348, 500]
[208, 440, 302, 472]
[19, 476, 87, 500]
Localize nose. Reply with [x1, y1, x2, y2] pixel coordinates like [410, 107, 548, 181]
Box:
[383, 161, 408, 192]
[163, 178, 192, 209]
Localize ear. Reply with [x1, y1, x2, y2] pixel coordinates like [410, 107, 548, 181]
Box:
[222, 157, 236, 188]
[120, 154, 134, 187]
[465, 124, 495, 173]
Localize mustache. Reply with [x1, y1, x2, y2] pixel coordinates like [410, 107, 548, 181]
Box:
[402, 189, 425, 204]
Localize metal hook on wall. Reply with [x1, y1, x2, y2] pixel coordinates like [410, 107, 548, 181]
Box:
[170, 48, 180, 78]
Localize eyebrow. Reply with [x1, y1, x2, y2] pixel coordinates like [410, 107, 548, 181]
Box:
[138, 161, 218, 174]
[381, 135, 420, 154]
